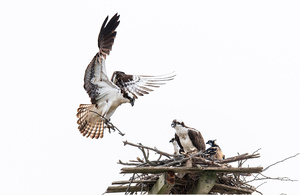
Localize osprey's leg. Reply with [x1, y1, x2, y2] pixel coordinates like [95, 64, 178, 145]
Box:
[100, 100, 114, 132]
[191, 148, 198, 154]
[180, 151, 189, 157]
[181, 149, 198, 157]
[99, 101, 111, 120]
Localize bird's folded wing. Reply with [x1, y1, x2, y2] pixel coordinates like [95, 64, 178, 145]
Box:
[188, 129, 206, 152]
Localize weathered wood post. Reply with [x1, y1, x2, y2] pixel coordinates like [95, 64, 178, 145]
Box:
[190, 171, 216, 194]
[148, 171, 175, 194]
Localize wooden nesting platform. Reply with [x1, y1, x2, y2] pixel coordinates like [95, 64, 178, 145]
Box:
[106, 165, 263, 194]
[105, 141, 263, 194]
[120, 166, 263, 174]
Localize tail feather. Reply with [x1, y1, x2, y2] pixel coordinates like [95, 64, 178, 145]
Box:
[76, 104, 105, 139]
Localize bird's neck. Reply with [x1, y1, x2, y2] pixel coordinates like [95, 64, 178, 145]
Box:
[175, 126, 188, 136]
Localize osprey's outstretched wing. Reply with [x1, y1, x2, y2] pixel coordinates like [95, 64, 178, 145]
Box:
[98, 13, 120, 60]
[111, 71, 176, 99]
[84, 13, 120, 104]
[78, 14, 120, 139]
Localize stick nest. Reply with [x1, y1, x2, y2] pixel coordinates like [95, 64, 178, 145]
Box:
[106, 141, 298, 194]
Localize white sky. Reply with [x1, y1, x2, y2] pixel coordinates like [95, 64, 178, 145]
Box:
[0, 0, 300, 194]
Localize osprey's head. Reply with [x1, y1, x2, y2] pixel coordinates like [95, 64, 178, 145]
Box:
[206, 139, 217, 147]
[111, 71, 126, 84]
[171, 119, 185, 128]
[111, 71, 135, 106]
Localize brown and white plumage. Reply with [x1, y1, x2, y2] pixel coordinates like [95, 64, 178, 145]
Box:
[170, 138, 185, 155]
[171, 119, 206, 153]
[77, 13, 175, 139]
[205, 140, 225, 160]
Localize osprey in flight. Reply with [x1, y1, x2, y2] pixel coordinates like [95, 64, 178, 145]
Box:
[77, 13, 175, 139]
[171, 119, 206, 153]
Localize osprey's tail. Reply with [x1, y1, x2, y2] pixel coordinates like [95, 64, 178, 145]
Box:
[76, 104, 105, 139]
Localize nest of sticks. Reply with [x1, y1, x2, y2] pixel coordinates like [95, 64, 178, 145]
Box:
[109, 141, 265, 194]
[106, 141, 298, 194]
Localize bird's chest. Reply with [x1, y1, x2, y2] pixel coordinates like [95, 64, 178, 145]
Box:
[178, 132, 188, 140]
[177, 131, 196, 152]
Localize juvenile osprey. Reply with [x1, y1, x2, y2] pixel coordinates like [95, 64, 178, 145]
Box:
[171, 119, 206, 153]
[205, 140, 225, 160]
[77, 13, 175, 139]
[169, 138, 184, 155]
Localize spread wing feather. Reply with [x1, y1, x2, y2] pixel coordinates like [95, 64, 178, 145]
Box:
[83, 14, 120, 104]
[78, 14, 120, 138]
[112, 72, 176, 99]
[98, 13, 120, 59]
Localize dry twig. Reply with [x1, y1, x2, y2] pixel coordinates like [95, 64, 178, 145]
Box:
[263, 153, 300, 172]
[123, 140, 178, 158]
[88, 110, 125, 136]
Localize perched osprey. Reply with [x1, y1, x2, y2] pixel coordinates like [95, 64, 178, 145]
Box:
[77, 13, 175, 139]
[171, 119, 206, 153]
[169, 138, 184, 155]
[205, 140, 225, 160]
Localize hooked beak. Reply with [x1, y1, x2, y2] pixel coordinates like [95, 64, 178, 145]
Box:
[171, 121, 176, 128]
[130, 98, 135, 106]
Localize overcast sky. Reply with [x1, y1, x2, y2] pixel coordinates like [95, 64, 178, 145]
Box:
[0, 0, 300, 194]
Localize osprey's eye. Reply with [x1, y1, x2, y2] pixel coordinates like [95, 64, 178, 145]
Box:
[175, 122, 183, 126]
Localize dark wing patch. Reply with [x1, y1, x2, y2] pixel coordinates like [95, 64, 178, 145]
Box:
[175, 133, 184, 153]
[98, 13, 120, 59]
[111, 71, 176, 99]
[83, 53, 100, 104]
[205, 146, 224, 160]
[188, 129, 206, 152]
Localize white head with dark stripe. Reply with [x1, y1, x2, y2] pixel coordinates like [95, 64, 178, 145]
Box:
[171, 119, 186, 129]
[206, 140, 219, 147]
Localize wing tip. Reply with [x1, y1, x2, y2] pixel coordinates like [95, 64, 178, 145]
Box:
[98, 13, 121, 58]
